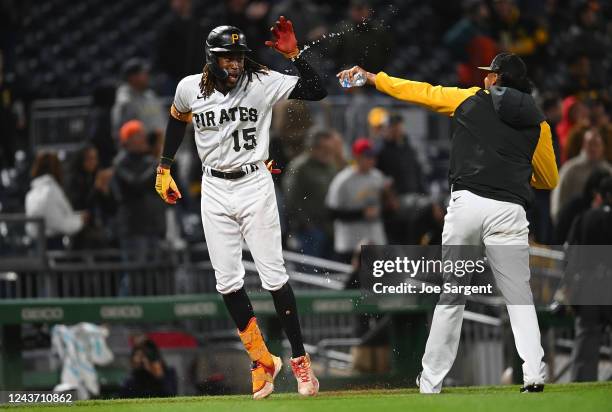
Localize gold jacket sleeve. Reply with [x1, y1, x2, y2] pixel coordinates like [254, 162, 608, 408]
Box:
[531, 121, 559, 190]
[375, 72, 480, 116]
[170, 104, 192, 123]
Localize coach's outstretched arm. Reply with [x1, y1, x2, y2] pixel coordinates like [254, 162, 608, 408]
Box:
[265, 16, 327, 101]
[338, 66, 558, 190]
[337, 66, 479, 116]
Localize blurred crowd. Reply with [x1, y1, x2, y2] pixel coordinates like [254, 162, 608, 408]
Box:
[0, 0, 611, 260]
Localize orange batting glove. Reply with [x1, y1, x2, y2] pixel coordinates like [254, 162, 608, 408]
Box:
[265, 16, 299, 59]
[266, 159, 281, 174]
[155, 165, 182, 204]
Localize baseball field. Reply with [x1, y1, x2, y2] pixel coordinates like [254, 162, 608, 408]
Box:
[4, 382, 610, 412]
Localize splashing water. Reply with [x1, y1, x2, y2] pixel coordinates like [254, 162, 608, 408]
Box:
[298, 21, 369, 56]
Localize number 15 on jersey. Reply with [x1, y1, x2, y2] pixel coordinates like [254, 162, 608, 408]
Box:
[232, 127, 257, 152]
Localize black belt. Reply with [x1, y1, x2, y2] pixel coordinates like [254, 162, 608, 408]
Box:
[204, 164, 259, 180]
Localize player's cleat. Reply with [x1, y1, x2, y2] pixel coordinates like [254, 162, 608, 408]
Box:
[520, 383, 544, 393]
[252, 354, 283, 400]
[238, 317, 283, 399]
[415, 372, 421, 388]
[290, 354, 319, 396]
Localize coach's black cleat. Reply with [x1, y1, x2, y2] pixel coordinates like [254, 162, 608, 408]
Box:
[520, 384, 544, 393]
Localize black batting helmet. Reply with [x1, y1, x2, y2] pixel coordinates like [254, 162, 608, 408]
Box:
[205, 26, 251, 79]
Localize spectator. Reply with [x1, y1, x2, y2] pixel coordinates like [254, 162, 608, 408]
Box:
[490, 0, 548, 58]
[444, 0, 497, 87]
[540, 0, 573, 38]
[559, 52, 607, 99]
[155, 0, 206, 94]
[567, 125, 612, 165]
[65, 145, 115, 249]
[588, 99, 612, 162]
[590, 97, 611, 129]
[25, 152, 87, 250]
[556, 96, 590, 163]
[88, 82, 117, 168]
[111, 59, 166, 154]
[565, 176, 612, 381]
[444, 0, 491, 61]
[565, 122, 612, 164]
[120, 338, 178, 398]
[377, 114, 441, 244]
[366, 107, 389, 150]
[222, 0, 271, 61]
[377, 114, 426, 195]
[551, 128, 612, 223]
[112, 120, 167, 263]
[283, 130, 339, 258]
[326, 138, 388, 262]
[562, 0, 609, 63]
[345, 104, 386, 150]
[554, 167, 610, 244]
[458, 34, 498, 88]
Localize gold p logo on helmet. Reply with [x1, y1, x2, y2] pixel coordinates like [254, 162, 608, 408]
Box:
[232, 33, 239, 43]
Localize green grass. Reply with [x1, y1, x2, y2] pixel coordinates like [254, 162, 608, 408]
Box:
[3, 382, 611, 412]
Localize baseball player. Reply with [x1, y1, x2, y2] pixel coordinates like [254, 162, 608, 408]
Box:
[155, 18, 326, 399]
[338, 52, 559, 393]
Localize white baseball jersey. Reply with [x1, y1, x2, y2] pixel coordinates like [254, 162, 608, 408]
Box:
[173, 70, 298, 171]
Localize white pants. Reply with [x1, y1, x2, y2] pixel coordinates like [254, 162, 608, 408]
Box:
[420, 190, 546, 393]
[201, 162, 289, 294]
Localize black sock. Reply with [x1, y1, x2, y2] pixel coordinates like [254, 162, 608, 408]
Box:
[270, 282, 306, 358]
[222, 288, 255, 332]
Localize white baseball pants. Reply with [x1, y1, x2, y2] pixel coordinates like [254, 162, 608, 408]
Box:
[200, 162, 289, 294]
[419, 189, 546, 393]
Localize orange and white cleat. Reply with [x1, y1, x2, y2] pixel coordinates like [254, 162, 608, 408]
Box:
[237, 317, 283, 400]
[290, 353, 319, 396]
[252, 354, 283, 400]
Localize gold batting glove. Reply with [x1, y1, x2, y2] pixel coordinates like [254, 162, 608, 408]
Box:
[155, 165, 182, 204]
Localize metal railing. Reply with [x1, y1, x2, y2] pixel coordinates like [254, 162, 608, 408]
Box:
[30, 97, 93, 151]
[28, 95, 450, 186]
[2, 213, 602, 386]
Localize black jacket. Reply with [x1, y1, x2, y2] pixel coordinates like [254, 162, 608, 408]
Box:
[112, 151, 166, 238]
[374, 72, 559, 208]
[450, 87, 545, 207]
[377, 136, 425, 195]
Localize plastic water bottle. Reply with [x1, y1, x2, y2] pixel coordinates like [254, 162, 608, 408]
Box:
[339, 71, 366, 88]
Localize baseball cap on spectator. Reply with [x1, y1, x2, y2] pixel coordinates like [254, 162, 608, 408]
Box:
[119, 120, 145, 144]
[478, 52, 526, 80]
[368, 107, 389, 128]
[352, 138, 375, 157]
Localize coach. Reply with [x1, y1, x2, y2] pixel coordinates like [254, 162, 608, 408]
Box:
[338, 52, 558, 393]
